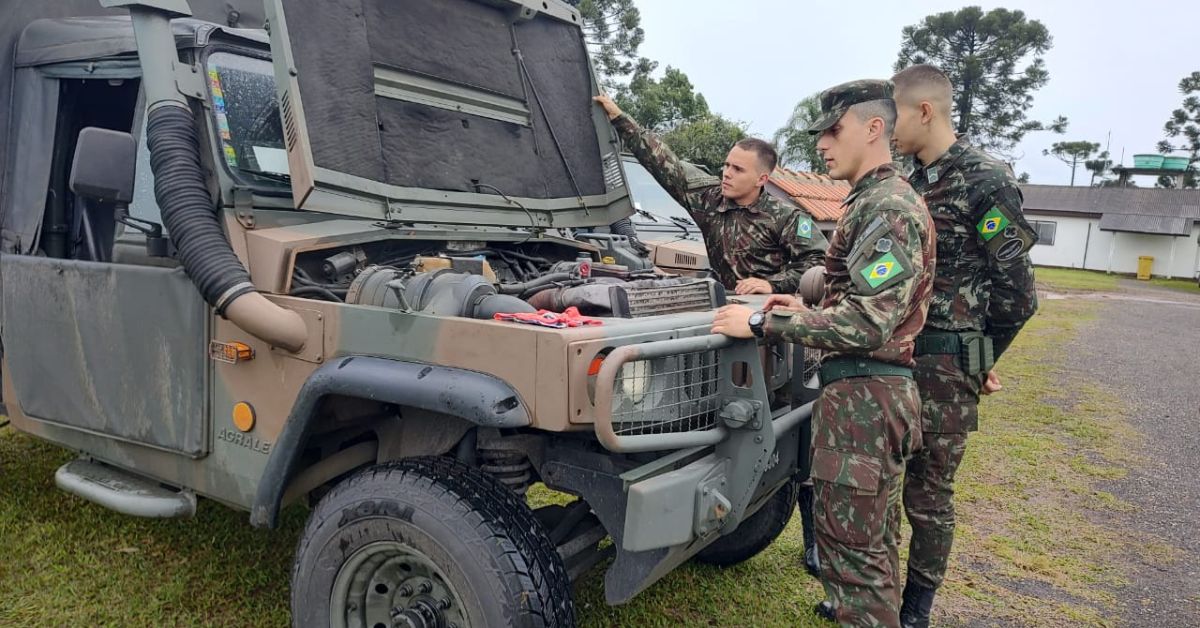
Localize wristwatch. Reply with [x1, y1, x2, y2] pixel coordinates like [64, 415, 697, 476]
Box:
[748, 310, 767, 338]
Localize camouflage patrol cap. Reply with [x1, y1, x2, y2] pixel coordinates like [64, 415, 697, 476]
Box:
[806, 79, 895, 135]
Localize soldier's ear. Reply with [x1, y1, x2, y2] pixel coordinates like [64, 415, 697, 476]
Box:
[921, 101, 935, 125]
[868, 116, 886, 143]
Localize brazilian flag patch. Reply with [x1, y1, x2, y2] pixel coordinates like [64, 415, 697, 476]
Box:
[977, 207, 1009, 241]
[860, 252, 900, 288]
[796, 215, 814, 240]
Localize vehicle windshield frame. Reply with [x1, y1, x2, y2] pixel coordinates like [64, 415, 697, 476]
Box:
[621, 157, 696, 228]
[201, 44, 292, 194]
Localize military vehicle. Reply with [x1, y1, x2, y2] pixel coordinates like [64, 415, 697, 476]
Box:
[623, 155, 716, 278]
[0, 1, 817, 625]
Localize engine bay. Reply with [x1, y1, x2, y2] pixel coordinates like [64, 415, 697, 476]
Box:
[288, 237, 727, 321]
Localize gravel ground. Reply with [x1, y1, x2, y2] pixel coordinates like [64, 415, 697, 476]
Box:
[1064, 279, 1200, 626]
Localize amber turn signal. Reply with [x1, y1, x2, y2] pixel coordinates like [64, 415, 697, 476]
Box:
[209, 340, 255, 364]
[232, 402, 256, 432]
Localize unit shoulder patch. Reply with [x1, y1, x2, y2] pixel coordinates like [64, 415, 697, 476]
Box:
[976, 202, 1036, 265]
[850, 247, 913, 295]
[796, 215, 814, 240]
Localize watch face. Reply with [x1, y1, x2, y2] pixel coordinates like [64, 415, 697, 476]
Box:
[749, 311, 765, 326]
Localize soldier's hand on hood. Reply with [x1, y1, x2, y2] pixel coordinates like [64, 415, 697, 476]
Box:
[711, 304, 755, 338]
[763, 294, 809, 313]
[734, 277, 772, 295]
[593, 94, 622, 120]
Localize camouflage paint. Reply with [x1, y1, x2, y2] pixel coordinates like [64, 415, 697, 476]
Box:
[0, 5, 807, 611]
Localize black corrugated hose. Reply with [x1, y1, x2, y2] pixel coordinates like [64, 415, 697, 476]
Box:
[146, 105, 255, 314]
[610, 217, 650, 256]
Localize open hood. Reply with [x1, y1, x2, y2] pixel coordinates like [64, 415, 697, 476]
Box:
[263, 0, 632, 229]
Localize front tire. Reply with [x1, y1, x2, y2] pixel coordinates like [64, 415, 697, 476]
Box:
[291, 456, 575, 628]
[693, 478, 799, 567]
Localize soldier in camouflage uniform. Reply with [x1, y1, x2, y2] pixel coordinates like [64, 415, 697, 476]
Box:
[889, 64, 1039, 627]
[713, 80, 935, 627]
[593, 95, 828, 295]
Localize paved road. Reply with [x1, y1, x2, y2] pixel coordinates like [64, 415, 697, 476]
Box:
[1065, 279, 1200, 626]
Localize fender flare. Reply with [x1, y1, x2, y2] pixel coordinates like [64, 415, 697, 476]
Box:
[250, 355, 531, 528]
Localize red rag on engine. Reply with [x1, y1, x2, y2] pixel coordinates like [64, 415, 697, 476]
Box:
[493, 306, 603, 328]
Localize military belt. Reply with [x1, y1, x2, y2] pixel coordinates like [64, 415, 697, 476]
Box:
[914, 331, 965, 355]
[915, 330, 995, 375]
[819, 356, 913, 386]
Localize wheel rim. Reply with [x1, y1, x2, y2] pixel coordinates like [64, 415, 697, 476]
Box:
[330, 540, 469, 628]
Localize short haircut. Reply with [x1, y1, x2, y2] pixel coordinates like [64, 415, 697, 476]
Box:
[734, 137, 778, 173]
[849, 99, 897, 137]
[892, 64, 953, 115]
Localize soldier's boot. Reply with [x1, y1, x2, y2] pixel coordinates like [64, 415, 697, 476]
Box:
[798, 483, 821, 578]
[813, 600, 836, 623]
[899, 575, 936, 628]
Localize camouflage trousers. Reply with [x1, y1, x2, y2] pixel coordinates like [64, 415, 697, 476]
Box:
[812, 375, 921, 627]
[903, 352, 983, 589]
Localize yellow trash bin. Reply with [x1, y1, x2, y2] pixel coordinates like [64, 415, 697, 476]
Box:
[1137, 256, 1154, 280]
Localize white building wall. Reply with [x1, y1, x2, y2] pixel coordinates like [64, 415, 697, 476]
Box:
[1027, 214, 1095, 269]
[1026, 212, 1200, 279]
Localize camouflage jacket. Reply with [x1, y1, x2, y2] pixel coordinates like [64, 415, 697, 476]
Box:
[764, 164, 935, 367]
[612, 114, 828, 293]
[908, 139, 1038, 359]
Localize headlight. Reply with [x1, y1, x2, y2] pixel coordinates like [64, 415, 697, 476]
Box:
[618, 360, 650, 406]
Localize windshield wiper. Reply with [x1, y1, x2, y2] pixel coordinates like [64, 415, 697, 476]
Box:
[239, 168, 291, 184]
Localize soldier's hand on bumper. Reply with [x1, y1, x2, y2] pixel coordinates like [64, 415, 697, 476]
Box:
[712, 304, 755, 338]
[734, 278, 772, 295]
[593, 94, 622, 120]
[763, 294, 808, 312]
[982, 369, 1002, 395]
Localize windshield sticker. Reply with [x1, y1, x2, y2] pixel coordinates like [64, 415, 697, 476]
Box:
[208, 68, 238, 168]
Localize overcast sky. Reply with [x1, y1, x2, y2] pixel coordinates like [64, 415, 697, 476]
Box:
[631, 0, 1199, 186]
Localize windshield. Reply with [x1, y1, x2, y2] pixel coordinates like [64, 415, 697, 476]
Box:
[206, 51, 289, 187]
[622, 159, 695, 227]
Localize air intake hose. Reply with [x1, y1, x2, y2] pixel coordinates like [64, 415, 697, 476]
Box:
[145, 104, 306, 352]
[610, 217, 649, 256]
[147, 106, 254, 309]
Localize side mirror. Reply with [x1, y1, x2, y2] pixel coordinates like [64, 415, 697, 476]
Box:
[69, 127, 135, 204]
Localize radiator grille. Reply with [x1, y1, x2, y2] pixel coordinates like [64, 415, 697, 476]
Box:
[610, 349, 722, 436]
[622, 281, 716, 318]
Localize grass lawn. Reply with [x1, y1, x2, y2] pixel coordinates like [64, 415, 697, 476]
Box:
[1148, 276, 1200, 293]
[0, 295, 1166, 625]
[1034, 267, 1120, 293]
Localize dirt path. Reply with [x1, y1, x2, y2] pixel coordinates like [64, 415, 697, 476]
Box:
[1062, 279, 1200, 626]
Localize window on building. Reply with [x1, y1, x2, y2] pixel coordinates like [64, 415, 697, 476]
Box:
[1030, 220, 1057, 246]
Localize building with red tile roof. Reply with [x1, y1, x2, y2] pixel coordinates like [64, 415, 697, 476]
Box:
[766, 167, 850, 228]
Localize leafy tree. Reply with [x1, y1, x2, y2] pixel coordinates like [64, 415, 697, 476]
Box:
[1156, 71, 1200, 188]
[577, 0, 645, 83]
[1017, 172, 1031, 184]
[662, 114, 748, 173]
[1044, 140, 1100, 186]
[895, 6, 1067, 156]
[773, 94, 826, 174]
[1085, 149, 1114, 186]
[613, 64, 710, 131]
